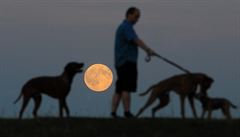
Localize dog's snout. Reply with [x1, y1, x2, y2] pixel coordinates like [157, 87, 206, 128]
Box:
[76, 63, 84, 72]
[79, 63, 84, 68]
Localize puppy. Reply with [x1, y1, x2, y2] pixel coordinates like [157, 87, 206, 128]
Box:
[195, 93, 237, 119]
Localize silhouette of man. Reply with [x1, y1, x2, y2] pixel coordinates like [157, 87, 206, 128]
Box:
[111, 7, 156, 118]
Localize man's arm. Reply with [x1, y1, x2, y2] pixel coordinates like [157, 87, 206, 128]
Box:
[134, 39, 157, 56]
[124, 26, 157, 56]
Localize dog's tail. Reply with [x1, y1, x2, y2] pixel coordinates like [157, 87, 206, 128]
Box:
[13, 92, 22, 104]
[139, 85, 154, 96]
[230, 102, 237, 109]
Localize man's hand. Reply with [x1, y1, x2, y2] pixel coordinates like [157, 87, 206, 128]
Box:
[145, 48, 158, 62]
[134, 39, 158, 59]
[146, 48, 158, 57]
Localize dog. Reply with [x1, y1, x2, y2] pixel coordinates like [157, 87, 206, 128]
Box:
[14, 62, 84, 118]
[136, 73, 214, 118]
[195, 92, 237, 120]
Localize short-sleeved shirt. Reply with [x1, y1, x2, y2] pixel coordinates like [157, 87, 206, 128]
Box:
[114, 20, 139, 68]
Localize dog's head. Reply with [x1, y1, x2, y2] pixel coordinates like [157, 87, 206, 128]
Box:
[195, 91, 209, 104]
[197, 73, 214, 95]
[195, 91, 207, 100]
[64, 62, 84, 74]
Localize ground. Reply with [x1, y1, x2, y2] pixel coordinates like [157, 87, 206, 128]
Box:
[0, 117, 239, 137]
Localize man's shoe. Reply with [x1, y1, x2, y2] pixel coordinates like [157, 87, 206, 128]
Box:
[124, 111, 134, 118]
[111, 112, 120, 118]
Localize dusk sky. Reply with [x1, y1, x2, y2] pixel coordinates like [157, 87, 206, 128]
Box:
[0, 0, 239, 118]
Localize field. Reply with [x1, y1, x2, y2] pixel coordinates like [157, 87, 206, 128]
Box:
[0, 117, 239, 137]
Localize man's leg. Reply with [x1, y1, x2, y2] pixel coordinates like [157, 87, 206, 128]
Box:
[111, 92, 122, 118]
[122, 91, 130, 112]
[122, 91, 134, 118]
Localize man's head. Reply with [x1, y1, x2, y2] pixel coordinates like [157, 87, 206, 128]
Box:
[125, 7, 140, 25]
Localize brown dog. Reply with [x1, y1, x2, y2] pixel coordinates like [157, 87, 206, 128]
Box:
[136, 73, 214, 118]
[14, 62, 84, 118]
[195, 93, 237, 120]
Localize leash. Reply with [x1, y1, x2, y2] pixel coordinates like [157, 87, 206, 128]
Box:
[145, 53, 191, 74]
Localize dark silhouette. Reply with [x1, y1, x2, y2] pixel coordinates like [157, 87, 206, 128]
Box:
[111, 7, 156, 118]
[14, 62, 84, 119]
[136, 73, 214, 118]
[195, 92, 237, 120]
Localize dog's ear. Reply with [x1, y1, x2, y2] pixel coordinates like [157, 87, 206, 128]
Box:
[64, 62, 75, 72]
[64, 63, 72, 72]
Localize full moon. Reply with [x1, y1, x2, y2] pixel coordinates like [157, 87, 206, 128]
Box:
[84, 64, 113, 92]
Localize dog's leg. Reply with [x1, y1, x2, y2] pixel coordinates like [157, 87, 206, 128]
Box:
[151, 96, 169, 118]
[222, 107, 231, 120]
[221, 108, 227, 119]
[32, 94, 42, 118]
[180, 95, 186, 119]
[188, 95, 197, 118]
[62, 99, 70, 117]
[19, 95, 31, 119]
[227, 109, 232, 120]
[59, 99, 64, 118]
[201, 109, 206, 119]
[207, 108, 212, 120]
[136, 93, 157, 117]
[226, 110, 232, 120]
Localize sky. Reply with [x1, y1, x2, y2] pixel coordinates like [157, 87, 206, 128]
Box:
[0, 0, 240, 118]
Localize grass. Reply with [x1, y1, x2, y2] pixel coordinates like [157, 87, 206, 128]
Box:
[0, 117, 239, 137]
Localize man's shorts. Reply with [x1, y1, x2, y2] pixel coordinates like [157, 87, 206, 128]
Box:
[115, 61, 138, 93]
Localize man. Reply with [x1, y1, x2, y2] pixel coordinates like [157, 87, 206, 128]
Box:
[111, 7, 156, 118]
